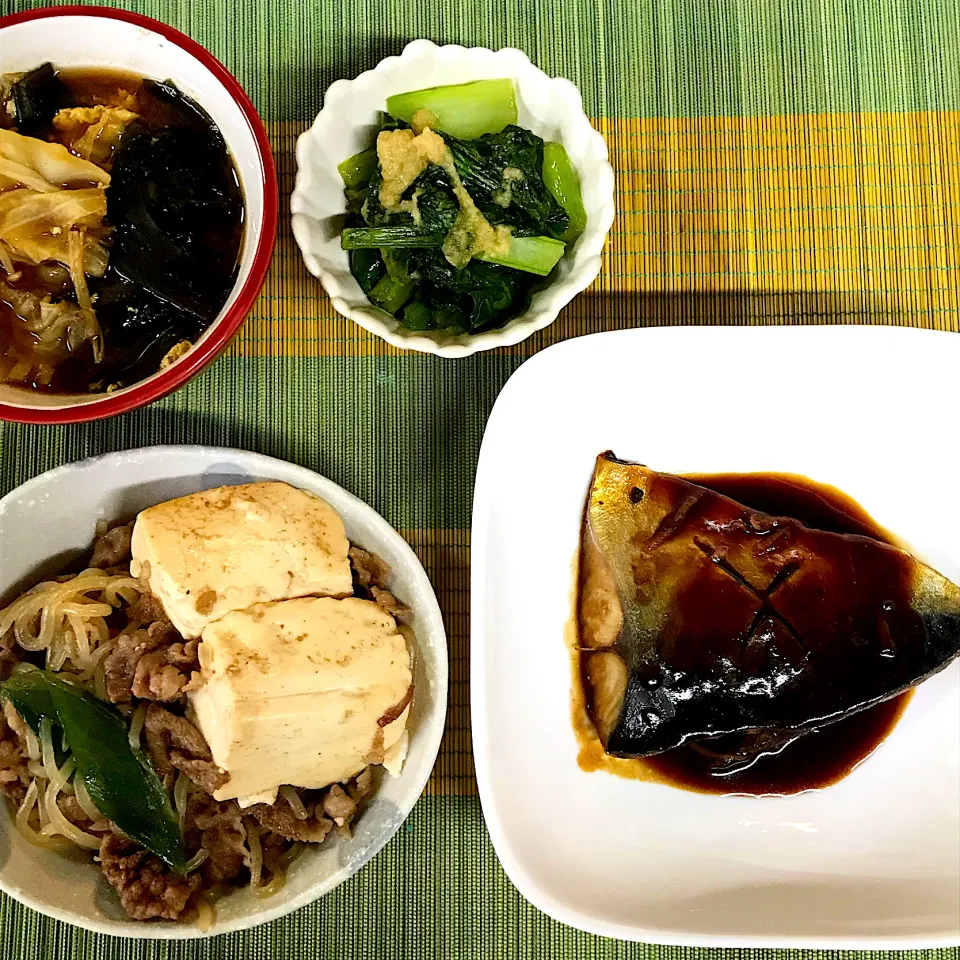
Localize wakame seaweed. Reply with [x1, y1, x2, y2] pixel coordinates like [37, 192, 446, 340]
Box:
[10, 63, 66, 133]
[100, 81, 243, 384]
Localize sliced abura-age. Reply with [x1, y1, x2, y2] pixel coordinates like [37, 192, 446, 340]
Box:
[579, 453, 960, 757]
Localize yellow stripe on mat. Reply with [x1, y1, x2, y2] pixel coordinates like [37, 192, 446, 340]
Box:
[232, 113, 960, 360]
[600, 114, 959, 305]
[401, 529, 474, 796]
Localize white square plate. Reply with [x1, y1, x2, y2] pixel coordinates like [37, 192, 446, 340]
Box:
[471, 326, 960, 948]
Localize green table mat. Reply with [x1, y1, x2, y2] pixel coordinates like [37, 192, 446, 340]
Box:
[1, 0, 959, 957]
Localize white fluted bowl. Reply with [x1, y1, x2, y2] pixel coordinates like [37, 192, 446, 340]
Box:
[291, 39, 615, 357]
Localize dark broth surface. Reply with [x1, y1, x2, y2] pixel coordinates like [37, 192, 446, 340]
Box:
[55, 67, 213, 134]
[574, 472, 912, 796]
[0, 66, 243, 393]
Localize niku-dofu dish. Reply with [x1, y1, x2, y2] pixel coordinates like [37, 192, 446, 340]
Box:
[575, 453, 960, 795]
[0, 482, 414, 925]
[338, 78, 586, 335]
[0, 62, 244, 393]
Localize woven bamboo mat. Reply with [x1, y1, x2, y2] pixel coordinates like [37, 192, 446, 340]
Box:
[1, 0, 958, 957]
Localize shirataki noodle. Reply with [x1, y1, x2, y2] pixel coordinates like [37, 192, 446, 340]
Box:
[2, 571, 140, 850]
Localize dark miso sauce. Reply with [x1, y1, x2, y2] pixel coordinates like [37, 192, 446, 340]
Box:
[641, 690, 910, 795]
[575, 472, 913, 796]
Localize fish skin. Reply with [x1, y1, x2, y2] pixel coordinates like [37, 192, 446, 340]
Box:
[582, 453, 960, 757]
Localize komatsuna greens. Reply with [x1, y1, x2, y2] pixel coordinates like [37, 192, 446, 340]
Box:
[338, 79, 586, 335]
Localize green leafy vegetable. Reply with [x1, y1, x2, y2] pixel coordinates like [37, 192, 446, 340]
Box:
[381, 250, 412, 283]
[386, 79, 517, 139]
[342, 226, 440, 250]
[402, 300, 433, 330]
[348, 248, 385, 294]
[338, 149, 377, 188]
[342, 226, 564, 276]
[413, 252, 530, 331]
[370, 273, 415, 313]
[342, 84, 585, 335]
[542, 142, 587, 242]
[443, 126, 569, 239]
[412, 166, 461, 235]
[476, 236, 566, 277]
[1, 670, 186, 870]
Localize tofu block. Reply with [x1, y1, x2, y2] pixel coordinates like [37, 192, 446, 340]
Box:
[190, 596, 413, 804]
[130, 482, 353, 638]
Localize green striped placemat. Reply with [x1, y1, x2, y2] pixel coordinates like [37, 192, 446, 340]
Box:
[1, 0, 958, 956]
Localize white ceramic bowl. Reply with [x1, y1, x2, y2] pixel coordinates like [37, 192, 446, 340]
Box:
[0, 446, 448, 938]
[0, 9, 277, 424]
[291, 39, 615, 357]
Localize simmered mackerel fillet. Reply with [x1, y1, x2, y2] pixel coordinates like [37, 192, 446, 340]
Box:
[579, 453, 960, 757]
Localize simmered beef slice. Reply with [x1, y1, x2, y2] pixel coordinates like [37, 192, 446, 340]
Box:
[248, 796, 333, 844]
[142, 704, 227, 794]
[322, 784, 358, 827]
[249, 769, 375, 842]
[349, 546, 409, 620]
[370, 585, 410, 620]
[349, 546, 391, 590]
[126, 592, 169, 625]
[104, 622, 199, 703]
[186, 793, 247, 885]
[0, 702, 29, 803]
[90, 523, 134, 569]
[0, 627, 19, 675]
[98, 833, 201, 921]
